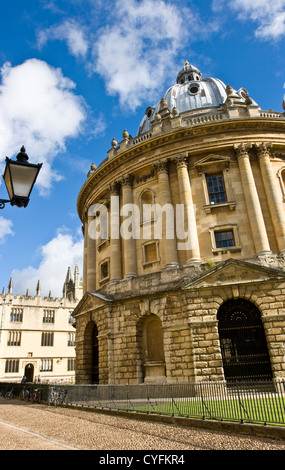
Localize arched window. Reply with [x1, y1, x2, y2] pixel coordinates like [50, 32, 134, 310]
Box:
[218, 299, 272, 382]
[83, 321, 99, 384]
[140, 189, 156, 224]
[139, 314, 166, 383]
[278, 167, 285, 201]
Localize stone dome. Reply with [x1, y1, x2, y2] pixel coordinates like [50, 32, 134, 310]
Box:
[137, 61, 257, 136]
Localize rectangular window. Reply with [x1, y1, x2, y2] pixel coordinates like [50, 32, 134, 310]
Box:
[40, 359, 53, 372]
[67, 358, 76, 371]
[206, 173, 227, 204]
[41, 332, 54, 346]
[100, 260, 109, 281]
[5, 359, 19, 373]
[215, 230, 235, 248]
[43, 310, 55, 323]
[144, 242, 158, 263]
[7, 331, 21, 346]
[68, 333, 76, 347]
[10, 308, 23, 322]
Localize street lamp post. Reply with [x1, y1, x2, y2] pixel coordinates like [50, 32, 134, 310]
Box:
[1, 146, 42, 209]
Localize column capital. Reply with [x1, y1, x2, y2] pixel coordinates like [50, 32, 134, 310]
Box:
[234, 142, 252, 159]
[255, 142, 273, 158]
[173, 153, 189, 169]
[153, 159, 169, 175]
[121, 174, 134, 188]
[109, 180, 120, 195]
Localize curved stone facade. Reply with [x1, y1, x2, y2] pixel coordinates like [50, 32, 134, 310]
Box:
[73, 63, 285, 384]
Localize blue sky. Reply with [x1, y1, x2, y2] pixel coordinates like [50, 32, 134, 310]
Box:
[0, 0, 284, 297]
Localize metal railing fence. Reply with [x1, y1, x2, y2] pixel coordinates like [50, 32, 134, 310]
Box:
[48, 380, 285, 426]
[1, 380, 285, 426]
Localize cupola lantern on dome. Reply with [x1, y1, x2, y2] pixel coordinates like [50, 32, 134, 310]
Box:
[137, 61, 259, 137]
[176, 60, 203, 84]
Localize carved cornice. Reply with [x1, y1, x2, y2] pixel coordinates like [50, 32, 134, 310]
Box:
[77, 118, 285, 220]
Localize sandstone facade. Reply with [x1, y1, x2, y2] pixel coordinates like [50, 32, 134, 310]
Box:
[73, 62, 285, 384]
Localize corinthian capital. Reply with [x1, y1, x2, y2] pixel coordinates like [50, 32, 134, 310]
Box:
[255, 142, 273, 158]
[121, 174, 134, 188]
[173, 153, 189, 169]
[234, 142, 252, 159]
[153, 159, 169, 174]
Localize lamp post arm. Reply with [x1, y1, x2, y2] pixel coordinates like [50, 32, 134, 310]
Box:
[0, 199, 11, 209]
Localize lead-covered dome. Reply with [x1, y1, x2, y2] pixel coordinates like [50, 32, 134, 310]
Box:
[137, 61, 255, 136]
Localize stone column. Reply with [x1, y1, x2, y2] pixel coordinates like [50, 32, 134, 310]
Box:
[235, 143, 271, 256]
[82, 219, 88, 294]
[256, 143, 285, 256]
[175, 154, 201, 264]
[121, 174, 137, 278]
[86, 210, 97, 291]
[154, 159, 179, 268]
[109, 182, 122, 282]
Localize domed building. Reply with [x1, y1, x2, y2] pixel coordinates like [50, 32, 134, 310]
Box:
[73, 61, 285, 385]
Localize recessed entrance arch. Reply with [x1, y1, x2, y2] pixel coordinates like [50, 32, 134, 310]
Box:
[217, 299, 272, 382]
[24, 363, 34, 382]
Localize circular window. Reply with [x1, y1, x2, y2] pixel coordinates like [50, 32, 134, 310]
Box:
[145, 107, 154, 119]
[188, 83, 200, 95]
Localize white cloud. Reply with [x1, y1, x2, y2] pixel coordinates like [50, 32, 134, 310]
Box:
[11, 229, 83, 297]
[214, 0, 285, 40]
[91, 0, 201, 110]
[0, 59, 87, 195]
[0, 216, 14, 243]
[35, 1, 219, 111]
[37, 19, 89, 58]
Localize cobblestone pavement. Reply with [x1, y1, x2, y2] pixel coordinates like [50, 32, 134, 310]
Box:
[0, 397, 285, 451]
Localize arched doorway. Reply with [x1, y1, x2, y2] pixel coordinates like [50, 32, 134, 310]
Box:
[24, 363, 34, 382]
[218, 299, 273, 382]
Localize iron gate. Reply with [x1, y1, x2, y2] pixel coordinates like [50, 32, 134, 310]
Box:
[218, 299, 273, 382]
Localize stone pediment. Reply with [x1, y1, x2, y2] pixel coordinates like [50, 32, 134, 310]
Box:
[182, 259, 285, 290]
[194, 154, 230, 172]
[72, 290, 113, 317]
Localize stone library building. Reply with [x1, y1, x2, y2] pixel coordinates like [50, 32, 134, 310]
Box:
[73, 61, 285, 386]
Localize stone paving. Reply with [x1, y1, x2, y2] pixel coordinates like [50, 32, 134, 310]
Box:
[0, 397, 285, 451]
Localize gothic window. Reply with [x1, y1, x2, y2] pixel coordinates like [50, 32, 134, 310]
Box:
[68, 333, 76, 346]
[43, 309, 55, 323]
[41, 332, 54, 346]
[40, 359, 53, 372]
[7, 331, 21, 346]
[67, 358, 76, 371]
[5, 359, 19, 373]
[10, 308, 23, 322]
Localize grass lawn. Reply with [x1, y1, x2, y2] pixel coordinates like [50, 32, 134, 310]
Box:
[134, 396, 285, 426]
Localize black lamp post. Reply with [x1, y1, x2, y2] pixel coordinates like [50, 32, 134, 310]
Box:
[1, 146, 42, 209]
